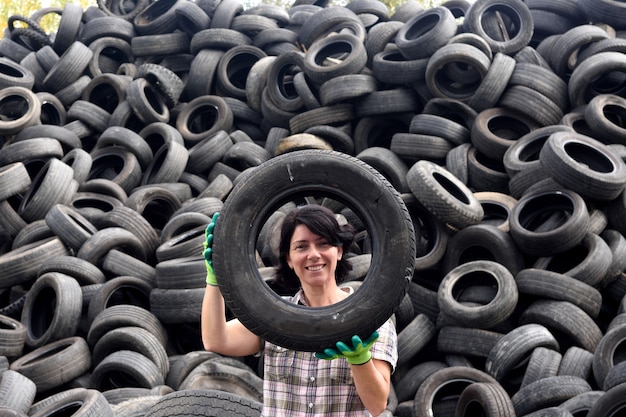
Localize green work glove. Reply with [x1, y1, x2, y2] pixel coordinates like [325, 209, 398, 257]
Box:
[203, 212, 220, 286]
[315, 331, 379, 365]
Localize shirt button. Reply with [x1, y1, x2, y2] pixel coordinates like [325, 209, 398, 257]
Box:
[310, 376, 315, 382]
[308, 403, 314, 409]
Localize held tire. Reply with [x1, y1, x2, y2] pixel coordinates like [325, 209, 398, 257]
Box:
[213, 149, 415, 352]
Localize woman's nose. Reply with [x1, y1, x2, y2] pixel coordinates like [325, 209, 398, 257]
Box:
[308, 245, 321, 258]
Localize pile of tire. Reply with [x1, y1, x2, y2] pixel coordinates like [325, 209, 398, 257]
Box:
[2, 0, 626, 415]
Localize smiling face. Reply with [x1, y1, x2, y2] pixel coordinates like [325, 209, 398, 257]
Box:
[286, 224, 343, 288]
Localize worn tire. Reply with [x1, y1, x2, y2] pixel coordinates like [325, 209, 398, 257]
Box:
[213, 149, 415, 352]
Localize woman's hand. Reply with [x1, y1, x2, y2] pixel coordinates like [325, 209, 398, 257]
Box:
[203, 212, 219, 286]
[315, 331, 379, 365]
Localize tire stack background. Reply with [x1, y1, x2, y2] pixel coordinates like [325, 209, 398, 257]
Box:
[1, 0, 626, 415]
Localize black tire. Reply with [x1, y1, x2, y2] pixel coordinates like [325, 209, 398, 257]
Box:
[516, 268, 602, 319]
[396, 314, 436, 369]
[558, 346, 594, 381]
[454, 382, 516, 417]
[29, 388, 114, 417]
[425, 43, 491, 102]
[0, 162, 30, 201]
[468, 52, 516, 112]
[86, 276, 153, 325]
[470, 106, 538, 161]
[0, 237, 69, 288]
[510, 375, 592, 416]
[508, 189, 590, 257]
[485, 323, 559, 382]
[0, 57, 35, 90]
[155, 257, 207, 289]
[502, 125, 574, 177]
[0, 86, 41, 136]
[520, 347, 562, 388]
[413, 366, 499, 417]
[141, 141, 189, 185]
[39, 255, 106, 286]
[410, 113, 470, 146]
[469, 148, 512, 194]
[584, 93, 626, 146]
[402, 193, 449, 272]
[569, 52, 626, 108]
[533, 231, 612, 288]
[0, 370, 36, 414]
[464, 0, 534, 54]
[76, 227, 146, 267]
[175, 95, 234, 145]
[21, 272, 82, 348]
[436, 326, 503, 358]
[9, 336, 91, 393]
[395, 6, 457, 60]
[302, 33, 367, 86]
[539, 131, 626, 201]
[587, 382, 626, 417]
[592, 323, 626, 388]
[442, 224, 525, 275]
[87, 304, 167, 348]
[150, 288, 205, 324]
[297, 6, 365, 49]
[44, 204, 97, 252]
[560, 390, 604, 417]
[179, 361, 263, 402]
[92, 326, 169, 379]
[144, 389, 262, 417]
[406, 159, 484, 230]
[0, 314, 27, 358]
[507, 62, 569, 113]
[519, 300, 603, 353]
[356, 147, 409, 194]
[213, 149, 415, 352]
[90, 350, 164, 390]
[438, 260, 518, 329]
[42, 41, 93, 93]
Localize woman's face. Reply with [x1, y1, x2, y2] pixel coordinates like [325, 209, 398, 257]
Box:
[286, 224, 343, 288]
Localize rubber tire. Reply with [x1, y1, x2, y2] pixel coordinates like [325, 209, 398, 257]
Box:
[539, 131, 626, 201]
[9, 336, 91, 393]
[413, 366, 499, 417]
[510, 375, 592, 416]
[29, 388, 114, 417]
[437, 260, 519, 329]
[144, 389, 262, 417]
[454, 382, 516, 417]
[213, 149, 415, 352]
[508, 189, 590, 257]
[406, 159, 484, 230]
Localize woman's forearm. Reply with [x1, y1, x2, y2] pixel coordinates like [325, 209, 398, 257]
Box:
[351, 359, 392, 416]
[200, 284, 229, 352]
[201, 284, 263, 357]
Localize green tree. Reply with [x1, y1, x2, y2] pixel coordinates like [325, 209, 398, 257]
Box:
[1, 0, 95, 33]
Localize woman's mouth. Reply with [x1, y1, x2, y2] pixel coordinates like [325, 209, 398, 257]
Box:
[306, 264, 325, 271]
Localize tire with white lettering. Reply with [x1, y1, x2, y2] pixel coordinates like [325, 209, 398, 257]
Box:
[213, 149, 415, 352]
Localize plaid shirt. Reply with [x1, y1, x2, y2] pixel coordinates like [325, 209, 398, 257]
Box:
[261, 289, 398, 417]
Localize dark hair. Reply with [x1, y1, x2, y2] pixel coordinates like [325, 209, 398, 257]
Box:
[274, 204, 355, 292]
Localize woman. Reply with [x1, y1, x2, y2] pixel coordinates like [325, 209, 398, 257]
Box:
[201, 204, 398, 416]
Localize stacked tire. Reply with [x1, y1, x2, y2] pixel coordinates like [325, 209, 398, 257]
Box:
[1, 0, 626, 415]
